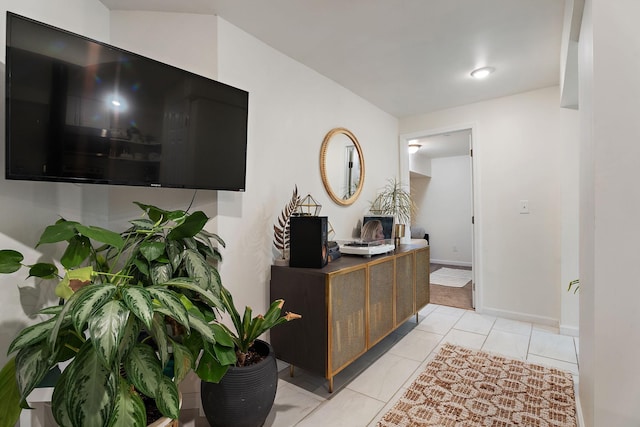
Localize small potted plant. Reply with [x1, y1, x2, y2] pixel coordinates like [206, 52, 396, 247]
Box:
[200, 287, 301, 427]
[0, 202, 238, 427]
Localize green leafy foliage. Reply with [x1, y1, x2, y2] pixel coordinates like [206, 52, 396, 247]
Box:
[122, 287, 154, 329]
[0, 202, 235, 426]
[15, 341, 52, 403]
[171, 340, 195, 384]
[63, 341, 118, 427]
[28, 262, 58, 279]
[74, 224, 124, 250]
[88, 300, 130, 368]
[0, 358, 22, 427]
[125, 343, 163, 398]
[108, 378, 147, 427]
[167, 211, 209, 240]
[148, 287, 190, 332]
[0, 201, 302, 425]
[0, 250, 24, 274]
[219, 287, 301, 367]
[369, 178, 416, 225]
[196, 346, 229, 382]
[37, 221, 79, 245]
[156, 376, 180, 420]
[70, 284, 118, 335]
[7, 317, 58, 355]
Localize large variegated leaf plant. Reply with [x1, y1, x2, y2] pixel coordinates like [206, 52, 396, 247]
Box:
[0, 202, 238, 427]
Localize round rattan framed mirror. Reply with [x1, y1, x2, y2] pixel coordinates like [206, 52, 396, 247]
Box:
[320, 128, 365, 206]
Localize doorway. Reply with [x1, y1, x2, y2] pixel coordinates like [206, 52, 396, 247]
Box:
[402, 126, 477, 310]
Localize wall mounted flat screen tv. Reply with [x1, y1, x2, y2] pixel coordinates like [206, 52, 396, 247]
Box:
[5, 12, 249, 191]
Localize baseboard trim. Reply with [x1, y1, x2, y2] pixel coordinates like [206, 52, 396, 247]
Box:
[560, 324, 579, 337]
[576, 390, 585, 427]
[431, 258, 472, 267]
[479, 306, 558, 327]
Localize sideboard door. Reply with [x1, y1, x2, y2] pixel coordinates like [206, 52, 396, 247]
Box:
[415, 247, 430, 311]
[395, 252, 414, 325]
[368, 258, 394, 346]
[329, 268, 367, 375]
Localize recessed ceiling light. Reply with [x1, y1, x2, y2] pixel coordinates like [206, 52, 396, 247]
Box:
[470, 66, 495, 79]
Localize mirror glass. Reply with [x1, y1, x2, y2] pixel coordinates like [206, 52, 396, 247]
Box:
[320, 128, 365, 206]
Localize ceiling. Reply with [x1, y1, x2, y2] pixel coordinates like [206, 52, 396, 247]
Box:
[412, 129, 471, 159]
[98, 0, 566, 118]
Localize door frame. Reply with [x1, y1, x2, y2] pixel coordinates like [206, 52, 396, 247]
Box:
[399, 122, 481, 311]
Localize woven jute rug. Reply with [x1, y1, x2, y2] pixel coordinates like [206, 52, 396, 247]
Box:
[377, 343, 577, 427]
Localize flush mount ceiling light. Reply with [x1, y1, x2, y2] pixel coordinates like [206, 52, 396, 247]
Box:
[408, 143, 421, 154]
[470, 66, 495, 79]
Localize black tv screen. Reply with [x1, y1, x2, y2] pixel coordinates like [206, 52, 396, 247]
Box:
[5, 12, 249, 191]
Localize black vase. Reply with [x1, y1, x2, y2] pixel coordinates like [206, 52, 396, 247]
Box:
[201, 340, 278, 427]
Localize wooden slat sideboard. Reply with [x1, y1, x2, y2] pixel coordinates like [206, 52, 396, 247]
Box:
[270, 243, 430, 392]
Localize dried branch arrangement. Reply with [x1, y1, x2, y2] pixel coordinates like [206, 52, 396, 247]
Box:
[273, 185, 301, 260]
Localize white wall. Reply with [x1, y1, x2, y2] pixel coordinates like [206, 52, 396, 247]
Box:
[560, 0, 583, 109]
[0, 0, 111, 368]
[400, 86, 579, 326]
[560, 86, 580, 336]
[2, 0, 109, 41]
[409, 152, 431, 177]
[0, 4, 399, 381]
[418, 155, 472, 266]
[578, 1, 640, 425]
[577, 3, 594, 423]
[110, 11, 218, 81]
[214, 18, 399, 319]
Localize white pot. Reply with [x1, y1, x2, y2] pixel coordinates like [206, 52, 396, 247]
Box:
[148, 417, 178, 427]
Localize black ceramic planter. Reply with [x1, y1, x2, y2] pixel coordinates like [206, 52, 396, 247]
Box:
[201, 340, 278, 427]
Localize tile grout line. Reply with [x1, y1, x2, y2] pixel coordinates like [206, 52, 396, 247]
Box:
[525, 323, 533, 361]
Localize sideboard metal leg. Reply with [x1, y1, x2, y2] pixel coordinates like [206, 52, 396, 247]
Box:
[289, 365, 294, 377]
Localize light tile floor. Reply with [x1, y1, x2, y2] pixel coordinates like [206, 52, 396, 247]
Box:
[181, 303, 579, 427]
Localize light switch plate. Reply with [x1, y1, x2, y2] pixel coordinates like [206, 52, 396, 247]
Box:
[519, 200, 529, 214]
